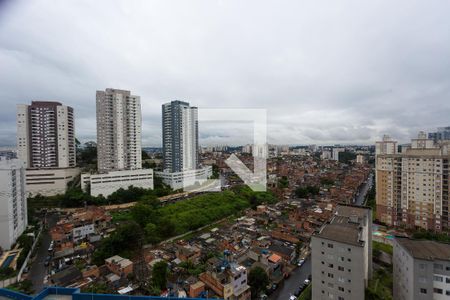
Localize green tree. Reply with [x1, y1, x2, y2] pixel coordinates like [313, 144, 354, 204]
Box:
[248, 267, 269, 299]
[7, 280, 34, 294]
[144, 223, 161, 244]
[92, 221, 144, 266]
[142, 150, 151, 160]
[211, 164, 220, 179]
[151, 261, 168, 290]
[130, 203, 157, 227]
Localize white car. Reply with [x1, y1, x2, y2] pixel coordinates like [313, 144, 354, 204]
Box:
[289, 295, 297, 300]
[297, 259, 305, 266]
[304, 279, 311, 285]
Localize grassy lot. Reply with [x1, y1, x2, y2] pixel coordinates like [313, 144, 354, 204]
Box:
[366, 268, 393, 300]
[298, 284, 312, 300]
[110, 210, 133, 222]
[373, 240, 393, 255]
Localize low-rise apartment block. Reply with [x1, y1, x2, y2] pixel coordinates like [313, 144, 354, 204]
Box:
[311, 204, 372, 300]
[394, 237, 450, 300]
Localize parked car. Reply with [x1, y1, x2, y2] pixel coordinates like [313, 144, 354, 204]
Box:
[304, 279, 311, 285]
[294, 285, 305, 296]
[48, 241, 54, 252]
[297, 259, 305, 267]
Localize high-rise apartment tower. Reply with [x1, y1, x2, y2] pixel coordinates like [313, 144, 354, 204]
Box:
[96, 88, 142, 172]
[162, 100, 198, 173]
[17, 101, 75, 169]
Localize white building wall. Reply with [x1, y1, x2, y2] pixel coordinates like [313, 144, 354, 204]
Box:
[16, 105, 29, 168]
[26, 167, 80, 197]
[73, 224, 95, 242]
[0, 159, 27, 250]
[182, 107, 198, 171]
[57, 105, 70, 168]
[81, 169, 154, 197]
[155, 167, 212, 190]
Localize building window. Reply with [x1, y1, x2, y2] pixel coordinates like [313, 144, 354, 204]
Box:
[420, 288, 427, 294]
[434, 275, 443, 282]
[434, 288, 443, 294]
[434, 263, 444, 270]
[338, 266, 344, 271]
[328, 243, 334, 248]
[419, 263, 426, 270]
[338, 287, 344, 292]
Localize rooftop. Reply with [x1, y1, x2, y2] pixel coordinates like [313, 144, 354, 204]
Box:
[396, 238, 450, 261]
[315, 205, 370, 246]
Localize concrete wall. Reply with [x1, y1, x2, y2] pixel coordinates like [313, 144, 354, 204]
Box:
[81, 169, 153, 197]
[26, 167, 80, 197]
[311, 237, 366, 300]
[155, 166, 212, 190]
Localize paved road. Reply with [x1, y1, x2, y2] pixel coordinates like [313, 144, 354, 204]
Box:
[271, 257, 311, 300]
[28, 213, 59, 293]
[354, 173, 373, 206]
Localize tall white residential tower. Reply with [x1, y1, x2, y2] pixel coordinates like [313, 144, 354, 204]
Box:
[16, 101, 79, 196]
[0, 158, 27, 250]
[162, 100, 198, 173]
[96, 88, 142, 172]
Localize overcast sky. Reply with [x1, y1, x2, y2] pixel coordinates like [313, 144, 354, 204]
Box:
[1, 0, 450, 146]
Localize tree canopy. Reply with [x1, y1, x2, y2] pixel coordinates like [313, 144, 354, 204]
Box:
[248, 267, 269, 299]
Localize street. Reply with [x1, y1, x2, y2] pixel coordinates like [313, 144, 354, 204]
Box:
[27, 213, 59, 293]
[271, 257, 311, 300]
[354, 173, 373, 206]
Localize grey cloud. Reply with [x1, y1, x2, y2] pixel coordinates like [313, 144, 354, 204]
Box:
[1, 0, 450, 146]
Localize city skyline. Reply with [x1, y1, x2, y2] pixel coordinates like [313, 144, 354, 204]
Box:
[1, 1, 450, 146]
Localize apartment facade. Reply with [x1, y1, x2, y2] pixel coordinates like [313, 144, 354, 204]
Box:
[311, 205, 372, 300]
[17, 101, 76, 168]
[429, 126, 450, 143]
[96, 88, 142, 172]
[332, 148, 344, 161]
[16, 101, 79, 196]
[375, 132, 450, 230]
[162, 100, 198, 173]
[0, 158, 28, 250]
[394, 237, 450, 300]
